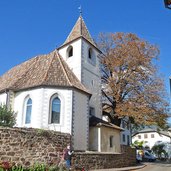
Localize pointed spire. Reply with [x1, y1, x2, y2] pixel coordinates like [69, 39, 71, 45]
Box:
[63, 16, 97, 47]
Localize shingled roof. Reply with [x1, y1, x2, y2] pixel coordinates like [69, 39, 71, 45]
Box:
[89, 115, 124, 131]
[0, 50, 90, 94]
[62, 16, 97, 47]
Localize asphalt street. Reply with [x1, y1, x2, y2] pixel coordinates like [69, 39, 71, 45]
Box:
[134, 161, 171, 171]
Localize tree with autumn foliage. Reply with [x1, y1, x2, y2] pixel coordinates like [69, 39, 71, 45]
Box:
[98, 32, 169, 128]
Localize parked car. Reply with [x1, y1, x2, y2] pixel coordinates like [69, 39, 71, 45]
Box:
[143, 150, 156, 162]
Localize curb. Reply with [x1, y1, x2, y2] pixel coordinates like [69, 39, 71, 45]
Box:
[90, 163, 146, 171]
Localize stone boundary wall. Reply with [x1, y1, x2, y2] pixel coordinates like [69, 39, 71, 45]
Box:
[72, 145, 136, 170]
[0, 127, 136, 169]
[0, 127, 70, 167]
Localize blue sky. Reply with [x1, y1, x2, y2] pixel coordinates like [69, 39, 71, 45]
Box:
[0, 0, 171, 121]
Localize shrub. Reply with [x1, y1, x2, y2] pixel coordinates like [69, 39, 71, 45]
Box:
[0, 161, 67, 171]
[0, 104, 16, 127]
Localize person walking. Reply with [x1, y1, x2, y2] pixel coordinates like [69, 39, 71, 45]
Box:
[63, 144, 73, 170]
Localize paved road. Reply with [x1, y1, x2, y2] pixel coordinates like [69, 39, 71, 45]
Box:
[134, 162, 171, 171]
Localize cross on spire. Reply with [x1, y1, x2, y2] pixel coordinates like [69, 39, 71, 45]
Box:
[78, 5, 82, 16]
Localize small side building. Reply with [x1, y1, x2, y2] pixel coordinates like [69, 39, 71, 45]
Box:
[89, 115, 123, 153]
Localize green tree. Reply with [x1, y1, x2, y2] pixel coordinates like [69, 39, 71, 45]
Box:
[0, 104, 16, 127]
[152, 143, 168, 160]
[132, 140, 144, 149]
[98, 32, 169, 128]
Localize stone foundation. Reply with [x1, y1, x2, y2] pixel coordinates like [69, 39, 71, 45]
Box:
[0, 127, 70, 166]
[0, 127, 136, 169]
[72, 146, 136, 170]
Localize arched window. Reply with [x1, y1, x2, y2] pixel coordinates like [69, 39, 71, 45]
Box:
[88, 47, 96, 65]
[88, 48, 92, 59]
[25, 98, 32, 124]
[67, 46, 73, 58]
[50, 96, 61, 124]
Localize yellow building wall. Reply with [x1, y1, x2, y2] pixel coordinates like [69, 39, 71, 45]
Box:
[101, 126, 121, 153]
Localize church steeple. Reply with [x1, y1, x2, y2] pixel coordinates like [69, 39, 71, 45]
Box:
[63, 16, 97, 47]
[58, 16, 102, 120]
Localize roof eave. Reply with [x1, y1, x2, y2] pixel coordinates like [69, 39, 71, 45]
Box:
[57, 36, 102, 54]
[3, 85, 92, 96]
[0, 88, 13, 94]
[132, 130, 171, 138]
[91, 122, 124, 131]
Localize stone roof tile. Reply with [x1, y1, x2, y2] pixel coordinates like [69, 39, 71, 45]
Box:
[0, 50, 90, 95]
[63, 16, 96, 47]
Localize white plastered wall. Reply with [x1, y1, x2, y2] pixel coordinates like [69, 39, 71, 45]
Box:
[58, 39, 82, 81]
[59, 39, 102, 118]
[0, 93, 7, 105]
[132, 132, 171, 149]
[72, 90, 89, 151]
[89, 127, 99, 151]
[89, 126, 121, 153]
[81, 39, 102, 118]
[14, 88, 73, 134]
[58, 38, 102, 151]
[101, 126, 121, 153]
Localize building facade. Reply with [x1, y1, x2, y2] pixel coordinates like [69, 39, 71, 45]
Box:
[132, 128, 171, 149]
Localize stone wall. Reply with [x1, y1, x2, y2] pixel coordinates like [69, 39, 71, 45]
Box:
[72, 145, 136, 170]
[0, 127, 136, 170]
[0, 127, 70, 167]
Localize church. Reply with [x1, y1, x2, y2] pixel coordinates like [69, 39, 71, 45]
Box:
[0, 15, 123, 152]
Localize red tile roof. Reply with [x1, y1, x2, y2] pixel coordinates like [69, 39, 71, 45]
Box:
[63, 16, 97, 47]
[0, 50, 90, 94]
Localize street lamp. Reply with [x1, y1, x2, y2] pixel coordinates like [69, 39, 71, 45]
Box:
[164, 0, 171, 9]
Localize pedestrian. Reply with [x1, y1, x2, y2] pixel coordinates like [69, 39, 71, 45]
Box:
[63, 144, 73, 170]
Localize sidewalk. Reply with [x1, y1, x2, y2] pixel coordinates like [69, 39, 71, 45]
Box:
[90, 163, 146, 171]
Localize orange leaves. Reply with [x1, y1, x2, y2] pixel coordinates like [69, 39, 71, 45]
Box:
[165, 0, 171, 5]
[99, 32, 169, 128]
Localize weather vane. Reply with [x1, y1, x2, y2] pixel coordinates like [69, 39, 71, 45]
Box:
[78, 5, 82, 15]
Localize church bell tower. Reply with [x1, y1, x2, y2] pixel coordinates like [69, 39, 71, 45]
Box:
[58, 15, 102, 118]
